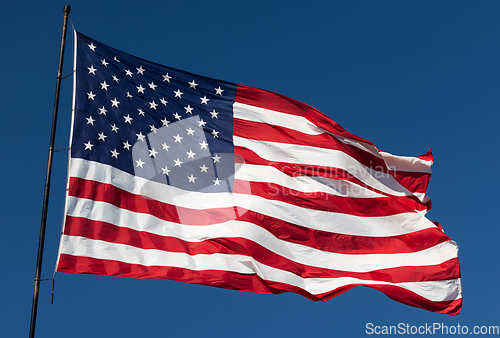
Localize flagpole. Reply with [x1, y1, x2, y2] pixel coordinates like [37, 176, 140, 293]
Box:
[29, 5, 71, 338]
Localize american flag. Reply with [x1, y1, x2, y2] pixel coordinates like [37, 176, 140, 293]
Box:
[56, 31, 462, 315]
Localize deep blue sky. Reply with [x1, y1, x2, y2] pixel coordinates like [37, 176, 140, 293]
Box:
[2, 1, 499, 337]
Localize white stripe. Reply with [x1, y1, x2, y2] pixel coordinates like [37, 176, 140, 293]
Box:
[413, 192, 427, 202]
[380, 151, 433, 173]
[66, 197, 458, 272]
[69, 159, 436, 237]
[60, 235, 254, 273]
[237, 163, 385, 198]
[397, 279, 462, 302]
[235, 136, 414, 197]
[234, 102, 323, 135]
[60, 235, 461, 301]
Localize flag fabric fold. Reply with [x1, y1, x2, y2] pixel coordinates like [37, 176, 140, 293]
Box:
[56, 31, 462, 315]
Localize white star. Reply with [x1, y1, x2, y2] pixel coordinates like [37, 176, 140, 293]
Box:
[110, 149, 119, 158]
[186, 127, 195, 136]
[199, 140, 208, 149]
[123, 141, 131, 150]
[88, 43, 96, 51]
[186, 150, 196, 159]
[210, 110, 219, 118]
[126, 92, 133, 98]
[100, 81, 109, 90]
[212, 154, 221, 163]
[111, 98, 120, 107]
[200, 164, 209, 172]
[87, 91, 96, 100]
[161, 142, 170, 151]
[161, 118, 170, 127]
[198, 119, 207, 127]
[174, 89, 183, 98]
[136, 85, 146, 93]
[189, 80, 198, 89]
[135, 159, 145, 168]
[125, 69, 133, 77]
[110, 124, 119, 132]
[138, 109, 145, 116]
[160, 98, 168, 106]
[123, 114, 133, 124]
[150, 125, 157, 133]
[136, 66, 145, 75]
[114, 56, 120, 62]
[215, 86, 224, 95]
[136, 132, 146, 141]
[173, 134, 183, 143]
[162, 166, 171, 175]
[88, 65, 97, 75]
[148, 82, 157, 90]
[173, 112, 182, 120]
[98, 132, 107, 141]
[211, 129, 219, 138]
[187, 174, 197, 183]
[99, 106, 107, 115]
[184, 105, 194, 114]
[174, 158, 183, 167]
[84, 141, 94, 151]
[149, 101, 158, 110]
[200, 96, 209, 105]
[163, 73, 172, 82]
[86, 116, 95, 125]
[149, 148, 158, 157]
[112, 75, 120, 83]
[101, 59, 109, 67]
[213, 178, 221, 186]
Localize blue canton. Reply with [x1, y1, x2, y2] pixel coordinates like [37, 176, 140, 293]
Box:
[73, 32, 237, 192]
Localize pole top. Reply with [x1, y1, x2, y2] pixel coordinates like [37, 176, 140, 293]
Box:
[64, 5, 71, 14]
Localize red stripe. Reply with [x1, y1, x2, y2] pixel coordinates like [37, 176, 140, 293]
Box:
[234, 117, 390, 174]
[234, 146, 432, 211]
[64, 216, 460, 283]
[315, 283, 462, 315]
[57, 254, 460, 315]
[68, 177, 449, 254]
[418, 149, 434, 162]
[392, 171, 431, 194]
[239, 180, 421, 216]
[57, 254, 275, 293]
[236, 144, 372, 182]
[235, 84, 374, 147]
[69, 177, 235, 225]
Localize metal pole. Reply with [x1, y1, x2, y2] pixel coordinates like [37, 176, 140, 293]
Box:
[29, 5, 71, 338]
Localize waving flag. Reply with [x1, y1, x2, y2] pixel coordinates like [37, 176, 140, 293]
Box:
[56, 31, 462, 315]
